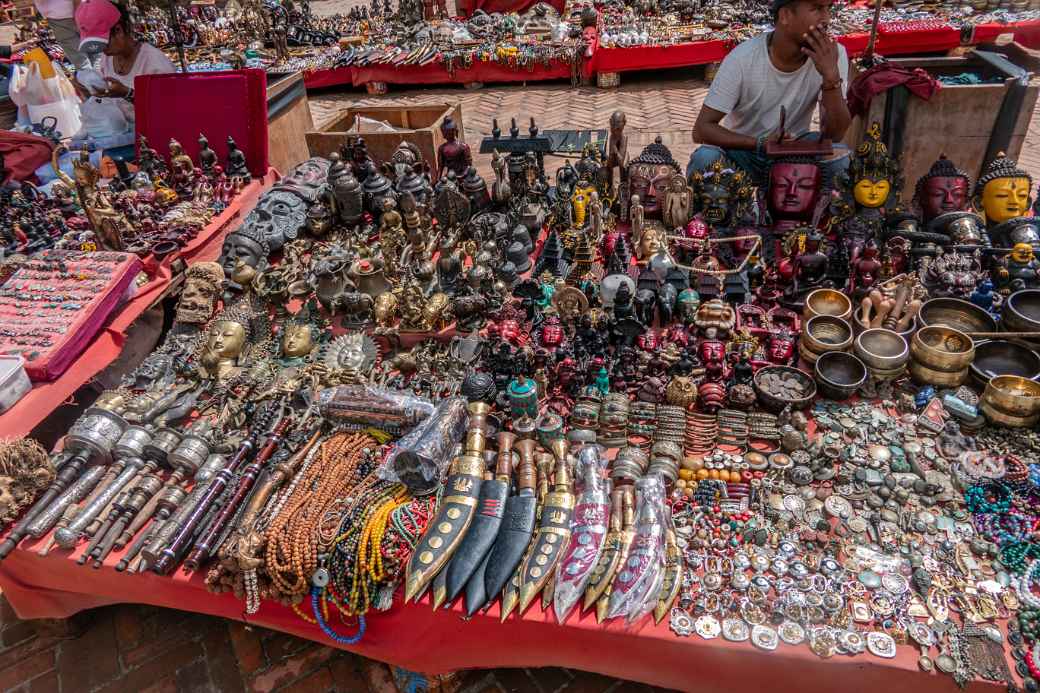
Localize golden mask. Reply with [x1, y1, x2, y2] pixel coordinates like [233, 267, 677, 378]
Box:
[1011, 242, 1035, 264]
[981, 176, 1031, 224]
[853, 178, 891, 208]
[206, 321, 247, 360]
[281, 323, 316, 358]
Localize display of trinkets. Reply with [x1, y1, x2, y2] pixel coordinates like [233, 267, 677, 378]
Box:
[6, 107, 1040, 693]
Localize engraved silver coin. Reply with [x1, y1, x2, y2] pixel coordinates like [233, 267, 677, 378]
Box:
[694, 615, 721, 640]
[778, 620, 806, 646]
[722, 618, 749, 642]
[751, 624, 778, 651]
[867, 631, 897, 659]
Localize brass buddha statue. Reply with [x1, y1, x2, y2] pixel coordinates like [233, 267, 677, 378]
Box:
[974, 152, 1039, 250]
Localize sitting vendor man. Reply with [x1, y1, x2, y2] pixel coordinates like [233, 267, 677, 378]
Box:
[688, 0, 851, 188]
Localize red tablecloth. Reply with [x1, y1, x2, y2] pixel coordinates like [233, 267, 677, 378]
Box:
[838, 32, 871, 57]
[455, 0, 563, 17]
[590, 39, 734, 73]
[876, 26, 962, 56]
[0, 537, 1005, 693]
[973, 19, 1040, 49]
[304, 58, 577, 89]
[0, 169, 279, 440]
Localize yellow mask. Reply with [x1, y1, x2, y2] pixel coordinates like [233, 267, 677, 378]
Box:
[982, 177, 1031, 224]
[1011, 242, 1035, 264]
[853, 178, 891, 208]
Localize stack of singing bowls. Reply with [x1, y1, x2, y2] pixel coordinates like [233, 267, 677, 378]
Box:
[803, 289, 854, 322]
[799, 315, 854, 366]
[981, 375, 1040, 428]
[854, 328, 909, 381]
[909, 325, 975, 387]
[1002, 290, 1040, 347]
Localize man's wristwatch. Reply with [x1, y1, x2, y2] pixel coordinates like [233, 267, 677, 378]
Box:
[821, 78, 841, 91]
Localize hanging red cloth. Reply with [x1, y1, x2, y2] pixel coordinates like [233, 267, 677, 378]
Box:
[846, 62, 941, 117]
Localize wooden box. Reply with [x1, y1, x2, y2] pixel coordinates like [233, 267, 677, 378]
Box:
[266, 72, 314, 175]
[844, 51, 1038, 199]
[305, 104, 464, 179]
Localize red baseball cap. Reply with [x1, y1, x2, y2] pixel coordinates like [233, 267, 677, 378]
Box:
[75, 0, 123, 51]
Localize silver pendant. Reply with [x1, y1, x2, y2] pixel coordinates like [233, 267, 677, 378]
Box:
[866, 631, 897, 658]
[751, 624, 778, 651]
[839, 630, 866, 654]
[694, 615, 721, 640]
[669, 609, 694, 637]
[778, 620, 805, 646]
[722, 617, 749, 642]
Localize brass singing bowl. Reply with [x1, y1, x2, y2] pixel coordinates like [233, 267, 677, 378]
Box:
[852, 312, 916, 342]
[981, 376, 1040, 427]
[969, 339, 1040, 388]
[803, 289, 853, 321]
[910, 325, 975, 373]
[814, 351, 867, 401]
[800, 315, 853, 364]
[854, 328, 909, 371]
[919, 297, 998, 336]
[909, 361, 969, 388]
[1003, 290, 1040, 338]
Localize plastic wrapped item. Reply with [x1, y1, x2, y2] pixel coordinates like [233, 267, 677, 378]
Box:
[316, 384, 434, 433]
[380, 397, 469, 494]
[553, 444, 612, 623]
[606, 474, 666, 623]
[0, 356, 30, 413]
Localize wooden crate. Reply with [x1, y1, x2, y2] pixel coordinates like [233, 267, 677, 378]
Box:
[844, 53, 1039, 199]
[305, 103, 463, 180]
[266, 72, 313, 175]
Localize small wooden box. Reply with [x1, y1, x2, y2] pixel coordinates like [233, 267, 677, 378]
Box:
[266, 72, 314, 175]
[305, 104, 464, 179]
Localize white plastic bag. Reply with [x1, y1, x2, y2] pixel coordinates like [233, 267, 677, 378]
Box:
[9, 62, 82, 139]
[76, 96, 129, 139]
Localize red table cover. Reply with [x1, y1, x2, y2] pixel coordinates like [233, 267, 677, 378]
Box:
[0, 170, 279, 439]
[455, 0, 563, 16]
[591, 39, 734, 73]
[0, 537, 1006, 693]
[973, 19, 1040, 49]
[304, 58, 578, 89]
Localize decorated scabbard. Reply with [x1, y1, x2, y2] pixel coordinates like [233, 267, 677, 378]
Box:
[404, 402, 489, 603]
[437, 432, 515, 609]
[606, 476, 666, 622]
[584, 486, 631, 611]
[653, 520, 683, 624]
[552, 446, 611, 624]
[515, 439, 575, 615]
[484, 438, 539, 618]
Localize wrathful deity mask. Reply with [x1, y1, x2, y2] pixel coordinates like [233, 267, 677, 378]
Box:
[768, 160, 821, 217]
[690, 158, 751, 228]
[914, 155, 970, 222]
[853, 178, 891, 209]
[627, 138, 681, 218]
[176, 262, 225, 324]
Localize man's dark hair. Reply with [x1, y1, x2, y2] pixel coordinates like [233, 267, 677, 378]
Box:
[771, 0, 797, 23]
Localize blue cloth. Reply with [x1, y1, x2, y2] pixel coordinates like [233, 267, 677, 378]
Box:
[686, 131, 850, 190]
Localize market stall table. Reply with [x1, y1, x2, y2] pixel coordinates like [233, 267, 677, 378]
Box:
[0, 538, 1009, 693]
[0, 170, 279, 440]
[303, 57, 582, 90]
[455, 0, 564, 18]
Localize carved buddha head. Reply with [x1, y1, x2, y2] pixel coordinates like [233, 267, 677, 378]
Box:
[845, 123, 901, 210]
[914, 154, 970, 222]
[282, 323, 316, 358]
[767, 157, 821, 218]
[627, 137, 681, 218]
[974, 152, 1033, 225]
[205, 321, 246, 364]
[691, 158, 752, 227]
[176, 262, 225, 324]
[220, 223, 271, 280]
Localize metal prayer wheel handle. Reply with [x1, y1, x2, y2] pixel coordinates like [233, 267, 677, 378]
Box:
[167, 433, 212, 475]
[464, 401, 491, 456]
[144, 428, 184, 467]
[137, 479, 212, 571]
[149, 433, 258, 575]
[514, 439, 538, 492]
[87, 471, 164, 567]
[495, 431, 517, 480]
[25, 462, 106, 540]
[54, 457, 145, 549]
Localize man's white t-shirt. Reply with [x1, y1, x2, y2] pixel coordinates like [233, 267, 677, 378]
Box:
[703, 32, 849, 140]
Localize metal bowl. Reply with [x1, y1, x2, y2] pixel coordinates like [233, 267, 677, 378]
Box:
[969, 339, 1040, 388]
[814, 352, 867, 401]
[804, 289, 853, 322]
[909, 361, 969, 388]
[800, 315, 854, 365]
[853, 313, 917, 342]
[753, 366, 817, 412]
[1003, 290, 1040, 333]
[910, 325, 975, 373]
[981, 375, 1040, 427]
[919, 297, 998, 336]
[854, 328, 910, 371]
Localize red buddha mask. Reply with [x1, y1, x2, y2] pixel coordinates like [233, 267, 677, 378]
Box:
[767, 333, 796, 364]
[768, 161, 821, 218]
[629, 162, 675, 218]
[920, 176, 969, 221]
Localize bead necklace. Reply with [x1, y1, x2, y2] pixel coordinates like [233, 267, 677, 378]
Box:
[263, 432, 374, 601]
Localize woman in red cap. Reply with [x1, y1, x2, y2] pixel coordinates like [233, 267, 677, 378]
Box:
[74, 0, 174, 127]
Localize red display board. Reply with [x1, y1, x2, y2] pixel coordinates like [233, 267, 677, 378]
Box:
[0, 170, 279, 439]
[0, 538, 1008, 693]
[455, 0, 563, 16]
[134, 69, 270, 179]
[305, 58, 577, 89]
[591, 39, 734, 74]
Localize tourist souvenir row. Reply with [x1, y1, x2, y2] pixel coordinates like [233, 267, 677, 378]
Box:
[15, 0, 1040, 78]
[4, 108, 1040, 690]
